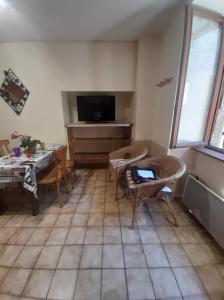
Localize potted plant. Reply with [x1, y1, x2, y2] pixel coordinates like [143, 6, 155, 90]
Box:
[11, 131, 41, 158]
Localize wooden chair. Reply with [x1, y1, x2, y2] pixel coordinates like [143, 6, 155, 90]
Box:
[0, 140, 10, 157]
[65, 159, 76, 188]
[126, 155, 186, 227]
[65, 140, 76, 188]
[37, 145, 69, 207]
[109, 144, 148, 201]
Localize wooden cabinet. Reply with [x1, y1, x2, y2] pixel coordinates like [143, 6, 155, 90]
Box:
[66, 123, 132, 167]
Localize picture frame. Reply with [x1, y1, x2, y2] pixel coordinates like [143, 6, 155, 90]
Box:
[0, 69, 30, 115]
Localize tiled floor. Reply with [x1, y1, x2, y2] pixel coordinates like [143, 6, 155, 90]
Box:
[0, 169, 224, 300]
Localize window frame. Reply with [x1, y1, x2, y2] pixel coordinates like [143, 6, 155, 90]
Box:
[170, 5, 224, 149]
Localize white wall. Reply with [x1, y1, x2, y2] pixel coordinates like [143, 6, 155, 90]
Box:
[151, 6, 185, 150]
[134, 36, 160, 141]
[0, 42, 136, 144]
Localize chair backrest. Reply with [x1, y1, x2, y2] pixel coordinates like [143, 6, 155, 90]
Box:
[0, 140, 10, 157]
[54, 145, 67, 177]
[110, 144, 148, 162]
[131, 155, 186, 183]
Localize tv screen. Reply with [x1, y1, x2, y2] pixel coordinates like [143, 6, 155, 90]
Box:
[77, 95, 115, 122]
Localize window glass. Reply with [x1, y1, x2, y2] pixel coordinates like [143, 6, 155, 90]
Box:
[177, 15, 222, 144]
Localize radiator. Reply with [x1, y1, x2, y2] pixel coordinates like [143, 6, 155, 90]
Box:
[183, 175, 224, 249]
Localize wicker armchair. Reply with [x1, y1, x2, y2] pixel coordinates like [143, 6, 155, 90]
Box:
[126, 155, 186, 227]
[109, 144, 148, 201]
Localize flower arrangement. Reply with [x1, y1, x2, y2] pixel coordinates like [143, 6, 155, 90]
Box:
[11, 131, 41, 157]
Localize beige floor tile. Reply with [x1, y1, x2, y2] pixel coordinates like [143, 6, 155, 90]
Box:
[57, 245, 82, 269]
[54, 214, 73, 227]
[0, 228, 17, 244]
[173, 267, 206, 297]
[80, 244, 102, 268]
[139, 226, 160, 244]
[174, 226, 203, 243]
[126, 268, 155, 300]
[4, 214, 28, 228]
[35, 245, 62, 269]
[7, 228, 34, 245]
[38, 214, 58, 227]
[102, 269, 128, 300]
[119, 202, 132, 213]
[183, 295, 210, 300]
[61, 202, 77, 213]
[84, 227, 103, 244]
[121, 227, 141, 244]
[217, 264, 224, 278]
[72, 213, 89, 226]
[22, 269, 54, 299]
[47, 269, 77, 300]
[104, 213, 120, 226]
[105, 202, 119, 213]
[196, 265, 224, 299]
[103, 245, 124, 268]
[46, 227, 69, 245]
[164, 244, 192, 267]
[26, 227, 52, 245]
[124, 244, 147, 268]
[0, 294, 19, 300]
[14, 246, 42, 268]
[201, 243, 224, 264]
[21, 214, 44, 227]
[0, 267, 10, 284]
[0, 268, 31, 296]
[90, 202, 104, 213]
[120, 213, 136, 227]
[136, 213, 153, 226]
[151, 212, 170, 225]
[182, 244, 212, 266]
[104, 227, 122, 244]
[87, 213, 104, 226]
[0, 215, 13, 227]
[76, 203, 91, 213]
[143, 244, 169, 268]
[0, 245, 23, 267]
[156, 226, 180, 243]
[65, 227, 86, 244]
[74, 269, 101, 300]
[150, 268, 181, 299]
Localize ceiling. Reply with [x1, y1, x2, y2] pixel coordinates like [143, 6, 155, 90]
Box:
[0, 0, 186, 42]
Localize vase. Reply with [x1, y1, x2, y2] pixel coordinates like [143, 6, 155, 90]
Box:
[24, 148, 32, 158]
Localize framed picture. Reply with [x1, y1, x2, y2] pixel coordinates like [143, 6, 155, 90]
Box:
[0, 69, 30, 115]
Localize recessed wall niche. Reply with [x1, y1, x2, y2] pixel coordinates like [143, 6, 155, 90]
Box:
[61, 91, 134, 125]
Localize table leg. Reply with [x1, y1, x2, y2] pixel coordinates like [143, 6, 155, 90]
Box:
[32, 193, 39, 216]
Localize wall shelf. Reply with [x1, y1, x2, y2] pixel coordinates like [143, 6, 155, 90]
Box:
[66, 122, 132, 167]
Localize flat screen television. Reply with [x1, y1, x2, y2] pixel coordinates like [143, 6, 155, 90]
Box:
[77, 95, 115, 122]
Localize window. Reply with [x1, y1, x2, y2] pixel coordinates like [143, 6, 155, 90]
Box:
[171, 6, 224, 150]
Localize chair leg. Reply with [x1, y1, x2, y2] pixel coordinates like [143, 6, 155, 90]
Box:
[71, 167, 76, 189]
[114, 179, 118, 202]
[160, 195, 178, 226]
[55, 180, 62, 207]
[131, 191, 137, 228]
[63, 173, 70, 193]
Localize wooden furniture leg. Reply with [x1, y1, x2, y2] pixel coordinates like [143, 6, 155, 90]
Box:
[32, 195, 39, 216]
[56, 180, 62, 207]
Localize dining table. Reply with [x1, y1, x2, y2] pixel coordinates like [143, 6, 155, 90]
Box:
[0, 144, 63, 215]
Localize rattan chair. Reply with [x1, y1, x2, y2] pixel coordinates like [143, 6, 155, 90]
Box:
[109, 144, 148, 201]
[126, 155, 186, 227]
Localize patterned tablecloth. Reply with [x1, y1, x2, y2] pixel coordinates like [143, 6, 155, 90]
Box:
[0, 144, 62, 197]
